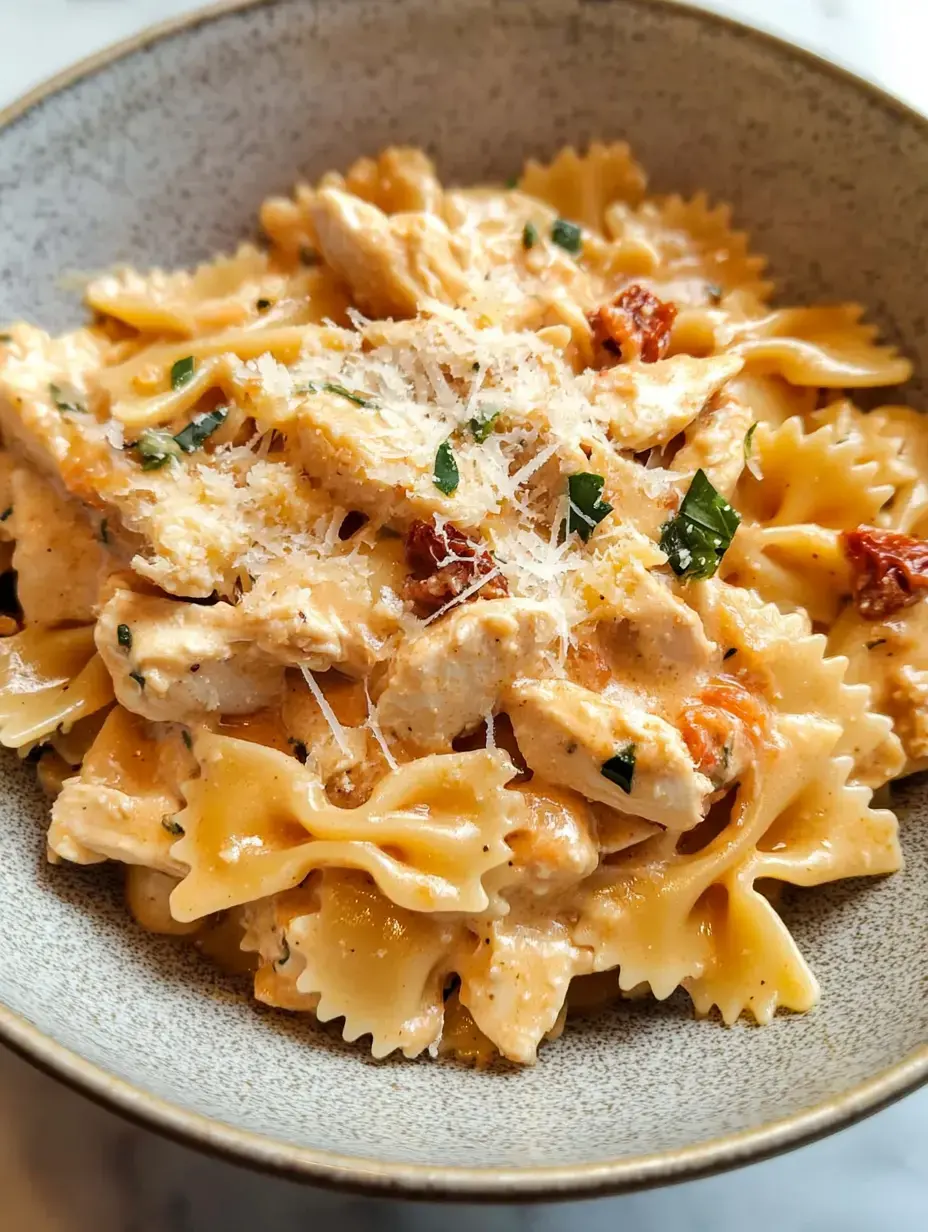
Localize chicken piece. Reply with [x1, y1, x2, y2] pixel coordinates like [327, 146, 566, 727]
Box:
[238, 541, 408, 676]
[0, 323, 112, 491]
[48, 707, 194, 873]
[502, 781, 600, 898]
[581, 352, 743, 451]
[309, 188, 471, 318]
[507, 678, 712, 830]
[376, 598, 559, 751]
[671, 388, 754, 497]
[95, 589, 284, 723]
[11, 467, 110, 625]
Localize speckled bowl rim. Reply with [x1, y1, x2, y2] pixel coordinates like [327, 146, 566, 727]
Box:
[0, 0, 926, 1200]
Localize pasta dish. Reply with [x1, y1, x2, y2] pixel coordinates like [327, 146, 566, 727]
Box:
[0, 143, 923, 1065]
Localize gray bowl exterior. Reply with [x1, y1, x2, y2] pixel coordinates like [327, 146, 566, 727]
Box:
[0, 0, 925, 1199]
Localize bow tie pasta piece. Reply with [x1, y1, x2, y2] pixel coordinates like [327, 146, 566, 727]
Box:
[48, 705, 194, 872]
[507, 678, 713, 830]
[375, 598, 560, 752]
[457, 913, 592, 1065]
[721, 305, 912, 387]
[288, 869, 463, 1059]
[581, 352, 743, 452]
[603, 192, 772, 308]
[0, 625, 114, 750]
[169, 733, 526, 921]
[518, 142, 647, 234]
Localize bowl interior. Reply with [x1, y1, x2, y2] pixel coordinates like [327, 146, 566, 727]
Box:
[0, 0, 926, 1195]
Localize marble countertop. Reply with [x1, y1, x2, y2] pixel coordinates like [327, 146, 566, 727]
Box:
[2, 1, 927, 1228]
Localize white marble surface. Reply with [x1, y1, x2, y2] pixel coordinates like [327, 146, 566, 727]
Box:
[1, 1, 927, 1227]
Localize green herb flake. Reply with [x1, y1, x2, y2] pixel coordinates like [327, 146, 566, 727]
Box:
[550, 218, 582, 254]
[129, 671, 146, 690]
[161, 816, 185, 837]
[744, 421, 759, 463]
[601, 744, 636, 794]
[0, 333, 12, 344]
[706, 282, 723, 304]
[182, 729, 193, 751]
[136, 427, 181, 470]
[170, 355, 196, 391]
[276, 937, 291, 967]
[522, 220, 540, 250]
[866, 638, 887, 651]
[49, 382, 86, 414]
[295, 380, 376, 408]
[723, 647, 737, 660]
[566, 472, 613, 543]
[471, 361, 481, 372]
[99, 518, 109, 544]
[255, 298, 272, 311]
[660, 468, 741, 581]
[174, 408, 227, 453]
[0, 507, 12, 523]
[469, 407, 500, 444]
[116, 623, 132, 651]
[433, 439, 460, 495]
[299, 246, 320, 266]
[504, 175, 518, 190]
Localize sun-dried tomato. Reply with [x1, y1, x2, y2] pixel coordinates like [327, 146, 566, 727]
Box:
[678, 677, 767, 784]
[842, 526, 928, 620]
[402, 519, 508, 617]
[589, 284, 678, 364]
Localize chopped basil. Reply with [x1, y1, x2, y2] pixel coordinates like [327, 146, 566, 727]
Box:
[551, 218, 582, 254]
[522, 221, 539, 250]
[161, 816, 185, 837]
[277, 937, 291, 967]
[504, 175, 518, 189]
[723, 647, 737, 660]
[660, 468, 741, 581]
[256, 298, 272, 311]
[170, 356, 196, 390]
[182, 729, 193, 750]
[743, 421, 762, 480]
[566, 472, 613, 543]
[129, 671, 146, 689]
[866, 638, 887, 651]
[116, 623, 132, 650]
[601, 744, 636, 794]
[49, 382, 85, 414]
[296, 380, 375, 408]
[471, 361, 480, 372]
[0, 507, 11, 523]
[99, 518, 109, 544]
[433, 439, 460, 495]
[174, 408, 227, 453]
[136, 428, 182, 470]
[469, 407, 500, 443]
[289, 738, 308, 764]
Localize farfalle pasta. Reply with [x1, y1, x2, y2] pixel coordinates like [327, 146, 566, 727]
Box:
[0, 143, 924, 1066]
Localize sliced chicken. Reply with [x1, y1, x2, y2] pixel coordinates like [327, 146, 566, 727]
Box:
[376, 598, 559, 751]
[11, 467, 110, 625]
[581, 352, 742, 451]
[507, 678, 712, 830]
[95, 589, 284, 723]
[310, 187, 471, 318]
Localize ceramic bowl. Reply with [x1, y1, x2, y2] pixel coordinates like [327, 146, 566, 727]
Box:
[0, 0, 926, 1199]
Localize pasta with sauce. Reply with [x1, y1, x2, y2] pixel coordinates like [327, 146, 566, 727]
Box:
[0, 142, 922, 1065]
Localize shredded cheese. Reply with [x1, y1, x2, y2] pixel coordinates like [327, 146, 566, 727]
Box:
[299, 664, 352, 756]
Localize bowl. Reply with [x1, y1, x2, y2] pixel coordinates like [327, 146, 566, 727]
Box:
[0, 0, 926, 1200]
